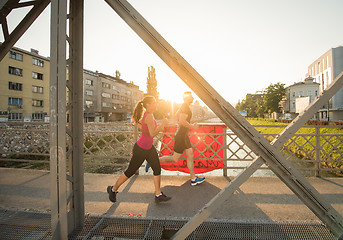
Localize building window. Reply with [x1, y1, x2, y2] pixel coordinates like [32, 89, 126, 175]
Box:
[102, 92, 111, 98]
[8, 113, 22, 121]
[85, 79, 93, 86]
[112, 85, 119, 92]
[315, 90, 318, 96]
[8, 82, 23, 91]
[32, 113, 44, 121]
[32, 72, 43, 80]
[112, 94, 119, 100]
[102, 102, 111, 107]
[32, 58, 44, 67]
[318, 62, 320, 73]
[86, 90, 93, 96]
[8, 97, 22, 106]
[9, 51, 23, 61]
[85, 100, 94, 107]
[9, 66, 23, 76]
[32, 85, 43, 93]
[308, 90, 312, 96]
[292, 102, 295, 108]
[102, 82, 110, 89]
[292, 92, 295, 97]
[32, 99, 44, 107]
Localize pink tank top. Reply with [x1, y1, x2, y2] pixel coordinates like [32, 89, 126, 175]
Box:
[137, 112, 157, 150]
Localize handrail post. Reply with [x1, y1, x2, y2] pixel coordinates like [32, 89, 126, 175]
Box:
[315, 126, 321, 177]
[223, 125, 227, 177]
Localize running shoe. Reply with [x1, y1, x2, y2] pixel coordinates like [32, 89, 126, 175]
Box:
[107, 186, 118, 202]
[155, 192, 171, 202]
[191, 176, 205, 186]
[145, 162, 150, 172]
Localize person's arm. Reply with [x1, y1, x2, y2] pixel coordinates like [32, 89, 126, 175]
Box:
[179, 113, 198, 130]
[145, 113, 167, 137]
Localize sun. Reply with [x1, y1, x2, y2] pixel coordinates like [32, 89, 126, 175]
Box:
[158, 85, 184, 103]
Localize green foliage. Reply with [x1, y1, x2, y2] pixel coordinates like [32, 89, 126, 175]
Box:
[235, 83, 285, 117]
[247, 118, 343, 174]
[263, 82, 285, 113]
[147, 66, 159, 99]
[115, 70, 121, 79]
[236, 94, 264, 118]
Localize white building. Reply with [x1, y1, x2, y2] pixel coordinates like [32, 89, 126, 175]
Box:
[307, 46, 343, 121]
[281, 77, 320, 119]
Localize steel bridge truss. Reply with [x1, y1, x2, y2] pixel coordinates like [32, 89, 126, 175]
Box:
[0, 0, 342, 238]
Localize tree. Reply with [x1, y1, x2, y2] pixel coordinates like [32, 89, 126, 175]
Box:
[115, 70, 121, 79]
[236, 94, 264, 118]
[263, 82, 285, 113]
[146, 66, 159, 99]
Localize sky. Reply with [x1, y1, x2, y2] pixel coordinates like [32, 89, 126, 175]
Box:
[1, 0, 343, 105]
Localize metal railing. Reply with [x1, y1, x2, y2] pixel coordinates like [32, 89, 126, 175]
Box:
[0, 122, 342, 176]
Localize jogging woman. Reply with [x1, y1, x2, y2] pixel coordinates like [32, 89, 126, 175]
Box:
[107, 96, 171, 203]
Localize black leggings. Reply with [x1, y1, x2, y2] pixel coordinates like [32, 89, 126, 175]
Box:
[124, 143, 161, 178]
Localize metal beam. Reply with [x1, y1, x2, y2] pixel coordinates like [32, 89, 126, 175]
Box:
[105, 0, 343, 237]
[0, 0, 50, 61]
[50, 0, 68, 238]
[172, 71, 343, 239]
[68, 0, 84, 231]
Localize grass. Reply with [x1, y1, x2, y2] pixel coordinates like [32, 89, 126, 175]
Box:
[246, 118, 343, 177]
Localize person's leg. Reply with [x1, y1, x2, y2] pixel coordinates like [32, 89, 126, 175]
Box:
[147, 146, 171, 202]
[108, 143, 146, 202]
[153, 174, 161, 195]
[159, 152, 182, 163]
[146, 146, 162, 195]
[184, 147, 205, 186]
[112, 173, 128, 191]
[185, 148, 195, 180]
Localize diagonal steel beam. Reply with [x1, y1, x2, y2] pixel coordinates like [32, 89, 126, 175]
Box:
[105, 0, 343, 237]
[172, 71, 343, 239]
[0, 0, 50, 61]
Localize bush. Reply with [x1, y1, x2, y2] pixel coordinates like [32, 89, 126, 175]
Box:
[306, 120, 319, 125]
[318, 120, 328, 125]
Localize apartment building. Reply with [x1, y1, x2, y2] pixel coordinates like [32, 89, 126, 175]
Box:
[97, 72, 143, 122]
[83, 70, 143, 122]
[0, 45, 144, 123]
[0, 47, 49, 122]
[306, 46, 343, 121]
[281, 76, 319, 119]
[83, 69, 101, 122]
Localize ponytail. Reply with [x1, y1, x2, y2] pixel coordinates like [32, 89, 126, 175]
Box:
[132, 101, 144, 124]
[131, 95, 156, 124]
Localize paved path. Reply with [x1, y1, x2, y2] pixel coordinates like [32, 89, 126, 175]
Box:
[0, 168, 342, 223]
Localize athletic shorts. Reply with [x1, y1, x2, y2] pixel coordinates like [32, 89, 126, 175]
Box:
[173, 132, 192, 154]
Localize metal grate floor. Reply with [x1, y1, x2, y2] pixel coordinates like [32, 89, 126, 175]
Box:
[0, 208, 336, 239]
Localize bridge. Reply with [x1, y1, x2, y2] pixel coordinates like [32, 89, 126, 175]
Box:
[0, 0, 343, 239]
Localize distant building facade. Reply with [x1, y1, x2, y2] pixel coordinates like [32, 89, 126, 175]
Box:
[0, 45, 144, 123]
[83, 70, 144, 122]
[0, 46, 50, 122]
[281, 77, 320, 119]
[306, 46, 343, 121]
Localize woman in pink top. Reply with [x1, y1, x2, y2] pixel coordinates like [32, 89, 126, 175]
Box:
[107, 96, 171, 203]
